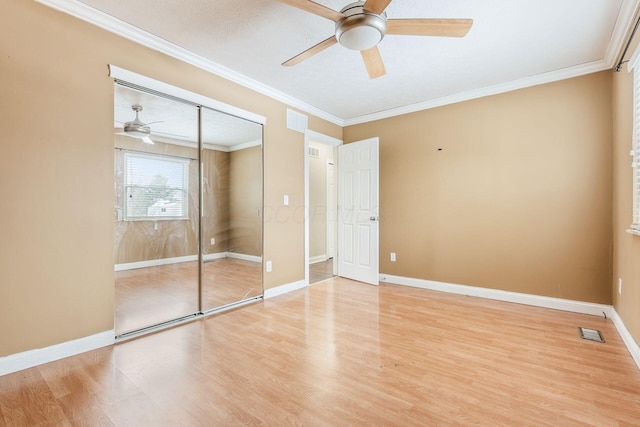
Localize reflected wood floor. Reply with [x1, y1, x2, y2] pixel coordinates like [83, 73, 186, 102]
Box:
[309, 258, 334, 284]
[115, 258, 261, 334]
[2, 278, 640, 425]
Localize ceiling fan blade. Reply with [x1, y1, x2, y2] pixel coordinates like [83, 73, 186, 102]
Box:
[142, 136, 154, 145]
[282, 36, 337, 66]
[363, 0, 392, 15]
[360, 46, 386, 79]
[386, 18, 473, 37]
[278, 0, 344, 21]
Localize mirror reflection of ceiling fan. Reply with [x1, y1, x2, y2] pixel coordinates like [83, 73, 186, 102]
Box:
[115, 105, 161, 145]
[279, 0, 473, 79]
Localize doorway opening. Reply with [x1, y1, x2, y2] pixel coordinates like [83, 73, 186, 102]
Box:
[304, 130, 342, 285]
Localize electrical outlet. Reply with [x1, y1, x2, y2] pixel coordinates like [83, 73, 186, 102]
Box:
[390, 252, 396, 262]
[266, 261, 272, 272]
[619, 278, 622, 295]
[210, 238, 215, 245]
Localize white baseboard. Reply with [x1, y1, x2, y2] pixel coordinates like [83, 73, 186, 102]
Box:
[610, 310, 640, 370]
[202, 252, 228, 262]
[4, 275, 636, 378]
[309, 255, 328, 264]
[226, 252, 262, 263]
[381, 273, 640, 371]
[263, 280, 306, 299]
[0, 330, 115, 377]
[115, 255, 197, 271]
[380, 274, 614, 317]
[115, 252, 262, 271]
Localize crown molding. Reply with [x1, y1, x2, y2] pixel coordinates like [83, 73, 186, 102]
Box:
[606, 0, 640, 66]
[34, 0, 345, 126]
[35, 0, 640, 128]
[343, 59, 611, 126]
[344, 0, 640, 126]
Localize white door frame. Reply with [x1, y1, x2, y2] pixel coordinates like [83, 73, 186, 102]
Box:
[326, 160, 336, 259]
[304, 129, 342, 286]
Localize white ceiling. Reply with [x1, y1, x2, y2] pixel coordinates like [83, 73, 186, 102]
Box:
[115, 84, 262, 147]
[43, 0, 639, 125]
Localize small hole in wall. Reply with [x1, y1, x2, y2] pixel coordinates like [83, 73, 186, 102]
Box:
[437, 148, 443, 151]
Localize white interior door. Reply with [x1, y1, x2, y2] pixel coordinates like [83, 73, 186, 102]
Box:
[337, 137, 379, 285]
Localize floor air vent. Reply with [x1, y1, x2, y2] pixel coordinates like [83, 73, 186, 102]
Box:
[579, 327, 605, 343]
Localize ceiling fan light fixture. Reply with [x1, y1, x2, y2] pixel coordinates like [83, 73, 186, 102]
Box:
[123, 125, 150, 138]
[336, 2, 386, 51]
[123, 105, 151, 138]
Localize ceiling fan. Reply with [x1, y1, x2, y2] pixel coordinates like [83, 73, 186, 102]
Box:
[279, 0, 473, 79]
[116, 105, 157, 145]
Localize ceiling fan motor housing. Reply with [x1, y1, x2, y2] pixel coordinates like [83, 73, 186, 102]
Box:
[124, 105, 151, 137]
[336, 1, 387, 51]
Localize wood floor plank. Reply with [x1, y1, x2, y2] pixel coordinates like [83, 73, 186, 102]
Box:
[1, 277, 640, 425]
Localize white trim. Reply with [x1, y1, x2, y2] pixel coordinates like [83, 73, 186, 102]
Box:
[35, 0, 640, 126]
[228, 139, 262, 152]
[203, 140, 262, 152]
[380, 274, 614, 317]
[345, 60, 610, 126]
[610, 0, 640, 68]
[0, 331, 114, 377]
[115, 252, 261, 271]
[626, 0, 640, 71]
[305, 130, 343, 147]
[611, 310, 640, 370]
[2, 286, 637, 378]
[309, 255, 328, 264]
[115, 255, 197, 271]
[380, 274, 640, 371]
[226, 252, 262, 263]
[263, 280, 306, 299]
[34, 0, 342, 125]
[202, 252, 227, 262]
[109, 65, 266, 125]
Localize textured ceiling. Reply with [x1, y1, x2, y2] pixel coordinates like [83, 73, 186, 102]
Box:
[48, 0, 639, 124]
[115, 84, 262, 147]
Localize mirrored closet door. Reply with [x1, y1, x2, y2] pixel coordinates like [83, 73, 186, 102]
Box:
[200, 107, 263, 311]
[113, 83, 263, 336]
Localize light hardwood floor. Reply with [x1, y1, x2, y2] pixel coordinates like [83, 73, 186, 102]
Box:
[115, 258, 262, 334]
[2, 277, 640, 426]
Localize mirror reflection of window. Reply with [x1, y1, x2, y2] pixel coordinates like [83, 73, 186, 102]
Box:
[113, 83, 263, 336]
[124, 152, 190, 220]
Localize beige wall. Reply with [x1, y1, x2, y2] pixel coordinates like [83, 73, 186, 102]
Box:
[345, 72, 613, 304]
[309, 143, 334, 259]
[202, 148, 231, 256]
[229, 146, 262, 257]
[0, 0, 340, 356]
[3, 0, 633, 360]
[612, 50, 640, 345]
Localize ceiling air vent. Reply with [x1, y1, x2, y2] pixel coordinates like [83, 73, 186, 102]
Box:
[309, 146, 320, 158]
